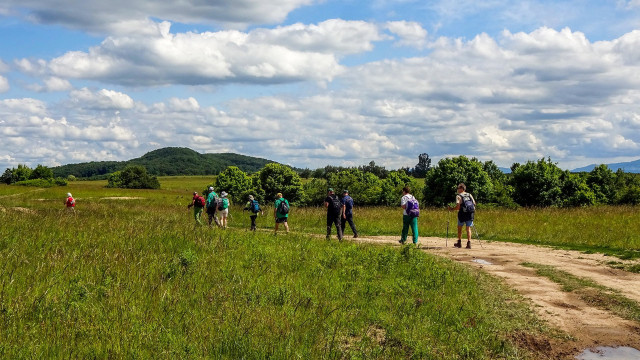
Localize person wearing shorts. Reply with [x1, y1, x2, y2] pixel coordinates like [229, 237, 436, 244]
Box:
[218, 192, 230, 229]
[448, 183, 476, 249]
[274, 193, 289, 234]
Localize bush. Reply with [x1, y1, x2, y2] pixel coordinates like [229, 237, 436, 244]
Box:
[257, 163, 303, 203]
[424, 156, 493, 206]
[107, 165, 160, 189]
[215, 166, 253, 203]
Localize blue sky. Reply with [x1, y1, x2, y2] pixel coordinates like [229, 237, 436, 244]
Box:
[1, 0, 640, 171]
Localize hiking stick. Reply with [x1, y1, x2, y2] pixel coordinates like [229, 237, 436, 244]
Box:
[446, 212, 449, 248]
[472, 221, 484, 248]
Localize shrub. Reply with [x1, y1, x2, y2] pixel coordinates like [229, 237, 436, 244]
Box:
[107, 165, 160, 189]
[257, 163, 303, 203]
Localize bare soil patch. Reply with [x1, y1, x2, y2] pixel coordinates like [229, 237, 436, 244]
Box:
[352, 235, 640, 359]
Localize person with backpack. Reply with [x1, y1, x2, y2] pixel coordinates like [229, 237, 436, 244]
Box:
[340, 189, 358, 238]
[324, 188, 343, 241]
[205, 186, 220, 228]
[399, 186, 419, 245]
[274, 192, 290, 234]
[243, 195, 263, 231]
[64, 192, 76, 213]
[187, 191, 206, 226]
[448, 183, 476, 249]
[217, 191, 230, 229]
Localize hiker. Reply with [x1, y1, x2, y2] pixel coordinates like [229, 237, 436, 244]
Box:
[448, 183, 476, 249]
[187, 191, 205, 225]
[64, 192, 75, 213]
[218, 191, 230, 229]
[324, 188, 343, 241]
[340, 189, 358, 238]
[274, 193, 289, 234]
[205, 186, 220, 228]
[399, 186, 419, 245]
[243, 195, 263, 231]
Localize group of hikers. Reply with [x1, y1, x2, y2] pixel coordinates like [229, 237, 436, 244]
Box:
[184, 182, 477, 248]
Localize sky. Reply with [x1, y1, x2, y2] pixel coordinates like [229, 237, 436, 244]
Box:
[1, 0, 640, 172]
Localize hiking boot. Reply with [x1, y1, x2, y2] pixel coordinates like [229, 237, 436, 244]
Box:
[353, 234, 358, 238]
[465, 241, 471, 249]
[398, 239, 406, 245]
[454, 240, 462, 248]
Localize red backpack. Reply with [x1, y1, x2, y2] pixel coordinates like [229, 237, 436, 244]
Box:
[195, 196, 206, 207]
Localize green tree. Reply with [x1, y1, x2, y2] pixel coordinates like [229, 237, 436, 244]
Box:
[258, 163, 303, 203]
[327, 169, 383, 206]
[586, 164, 617, 204]
[215, 166, 252, 203]
[614, 170, 640, 205]
[29, 164, 54, 180]
[510, 158, 564, 207]
[413, 153, 431, 178]
[107, 165, 160, 189]
[301, 178, 328, 206]
[380, 170, 417, 206]
[423, 156, 493, 206]
[561, 172, 596, 207]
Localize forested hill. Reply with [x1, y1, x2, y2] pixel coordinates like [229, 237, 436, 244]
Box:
[572, 158, 640, 173]
[52, 147, 274, 178]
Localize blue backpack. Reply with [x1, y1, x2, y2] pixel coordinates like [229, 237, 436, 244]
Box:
[406, 197, 420, 218]
[250, 200, 260, 213]
[460, 193, 475, 213]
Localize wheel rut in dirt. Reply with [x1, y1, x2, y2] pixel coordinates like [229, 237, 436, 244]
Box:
[352, 235, 640, 359]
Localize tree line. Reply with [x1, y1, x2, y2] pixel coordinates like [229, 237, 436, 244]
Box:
[3, 154, 639, 207]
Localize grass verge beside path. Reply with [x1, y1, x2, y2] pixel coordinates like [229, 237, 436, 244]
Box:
[0, 199, 554, 358]
[521, 263, 640, 324]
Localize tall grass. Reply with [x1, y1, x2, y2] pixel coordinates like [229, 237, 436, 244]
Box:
[0, 181, 551, 358]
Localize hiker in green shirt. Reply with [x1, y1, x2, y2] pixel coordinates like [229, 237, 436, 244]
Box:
[274, 192, 289, 234]
[205, 186, 220, 228]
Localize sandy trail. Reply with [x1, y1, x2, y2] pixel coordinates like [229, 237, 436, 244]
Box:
[350, 235, 640, 358]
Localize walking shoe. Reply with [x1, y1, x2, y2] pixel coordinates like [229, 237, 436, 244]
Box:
[454, 240, 462, 248]
[398, 240, 406, 245]
[466, 241, 471, 249]
[353, 234, 358, 238]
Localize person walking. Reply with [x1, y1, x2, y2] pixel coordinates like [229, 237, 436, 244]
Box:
[64, 192, 76, 213]
[340, 190, 358, 238]
[324, 188, 343, 241]
[274, 193, 289, 234]
[399, 186, 419, 245]
[448, 183, 476, 249]
[243, 195, 263, 231]
[218, 191, 230, 229]
[205, 186, 220, 228]
[187, 191, 205, 226]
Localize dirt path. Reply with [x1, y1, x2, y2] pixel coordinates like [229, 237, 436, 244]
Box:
[352, 235, 640, 359]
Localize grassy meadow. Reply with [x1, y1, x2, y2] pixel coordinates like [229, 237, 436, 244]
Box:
[0, 177, 637, 358]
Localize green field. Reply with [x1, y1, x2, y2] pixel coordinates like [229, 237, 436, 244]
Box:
[0, 178, 637, 358]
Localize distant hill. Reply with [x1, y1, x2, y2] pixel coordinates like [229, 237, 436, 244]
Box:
[52, 147, 274, 178]
[572, 158, 640, 173]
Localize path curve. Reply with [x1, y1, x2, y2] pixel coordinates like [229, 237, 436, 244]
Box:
[351, 235, 640, 359]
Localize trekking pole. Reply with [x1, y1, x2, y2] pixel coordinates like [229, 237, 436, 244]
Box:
[446, 209, 449, 248]
[473, 220, 484, 249]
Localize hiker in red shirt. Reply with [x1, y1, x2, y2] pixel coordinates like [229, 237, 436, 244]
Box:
[187, 191, 205, 226]
[65, 193, 76, 213]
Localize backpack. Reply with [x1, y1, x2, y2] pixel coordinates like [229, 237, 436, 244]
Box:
[67, 197, 75, 207]
[250, 200, 260, 213]
[405, 196, 420, 218]
[207, 194, 218, 209]
[460, 193, 475, 213]
[277, 198, 289, 215]
[219, 198, 229, 210]
[330, 195, 342, 214]
[195, 196, 206, 207]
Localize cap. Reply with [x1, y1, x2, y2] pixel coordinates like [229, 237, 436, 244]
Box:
[67, 193, 72, 197]
[248, 195, 254, 200]
[342, 189, 348, 194]
[209, 186, 214, 191]
[328, 188, 334, 192]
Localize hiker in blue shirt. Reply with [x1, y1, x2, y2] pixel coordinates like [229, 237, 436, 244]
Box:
[340, 190, 358, 238]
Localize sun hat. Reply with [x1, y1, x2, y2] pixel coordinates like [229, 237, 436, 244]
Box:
[209, 186, 214, 191]
[67, 193, 72, 197]
[249, 195, 254, 200]
[221, 191, 228, 197]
